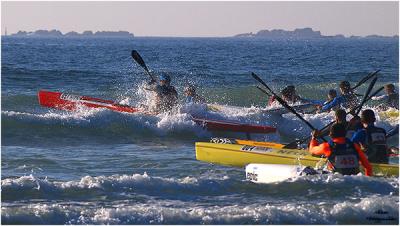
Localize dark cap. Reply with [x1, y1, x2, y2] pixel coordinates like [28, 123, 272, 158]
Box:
[339, 81, 351, 89]
[361, 109, 376, 124]
[328, 89, 337, 96]
[335, 109, 347, 122]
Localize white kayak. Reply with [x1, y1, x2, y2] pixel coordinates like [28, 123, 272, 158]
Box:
[207, 103, 317, 115]
[245, 163, 321, 184]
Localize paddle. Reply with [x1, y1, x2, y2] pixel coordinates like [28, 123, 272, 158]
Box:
[283, 86, 385, 149]
[251, 72, 326, 141]
[131, 50, 157, 82]
[355, 76, 378, 115]
[256, 86, 271, 96]
[351, 69, 380, 90]
[386, 125, 399, 139]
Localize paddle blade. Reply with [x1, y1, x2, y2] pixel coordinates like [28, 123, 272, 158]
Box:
[131, 50, 149, 72]
[352, 69, 380, 90]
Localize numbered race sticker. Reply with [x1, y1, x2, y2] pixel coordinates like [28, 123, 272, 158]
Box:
[371, 132, 386, 142]
[334, 155, 359, 168]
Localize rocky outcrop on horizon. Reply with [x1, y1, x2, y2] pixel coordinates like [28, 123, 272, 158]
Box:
[234, 28, 398, 39]
[9, 29, 134, 38]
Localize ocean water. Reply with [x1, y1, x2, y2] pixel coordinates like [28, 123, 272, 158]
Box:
[1, 36, 399, 224]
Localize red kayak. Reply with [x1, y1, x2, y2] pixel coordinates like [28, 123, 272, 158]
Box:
[38, 90, 276, 134]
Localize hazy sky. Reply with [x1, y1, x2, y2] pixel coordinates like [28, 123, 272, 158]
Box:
[1, 1, 398, 37]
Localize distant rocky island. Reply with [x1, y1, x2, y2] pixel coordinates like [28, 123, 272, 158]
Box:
[234, 28, 398, 39]
[8, 29, 134, 38]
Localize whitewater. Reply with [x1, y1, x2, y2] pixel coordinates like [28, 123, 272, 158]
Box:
[2, 37, 398, 224]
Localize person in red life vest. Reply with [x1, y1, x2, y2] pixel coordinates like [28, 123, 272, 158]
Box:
[309, 123, 373, 176]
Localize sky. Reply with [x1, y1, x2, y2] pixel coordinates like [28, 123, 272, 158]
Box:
[1, 1, 398, 37]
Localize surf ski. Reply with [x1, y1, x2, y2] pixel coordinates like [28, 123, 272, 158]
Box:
[195, 141, 399, 177]
[38, 90, 276, 134]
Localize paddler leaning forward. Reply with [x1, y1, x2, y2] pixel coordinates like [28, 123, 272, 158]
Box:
[309, 123, 373, 176]
[145, 74, 178, 113]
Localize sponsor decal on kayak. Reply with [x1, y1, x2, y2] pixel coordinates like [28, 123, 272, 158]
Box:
[276, 149, 306, 156]
[60, 93, 82, 101]
[246, 172, 258, 182]
[210, 137, 234, 144]
[241, 145, 272, 153]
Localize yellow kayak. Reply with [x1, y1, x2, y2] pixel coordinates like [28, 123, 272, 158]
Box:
[195, 141, 399, 177]
[378, 109, 399, 122]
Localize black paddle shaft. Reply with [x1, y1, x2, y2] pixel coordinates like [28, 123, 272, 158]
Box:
[131, 50, 157, 82]
[256, 86, 271, 96]
[355, 76, 378, 115]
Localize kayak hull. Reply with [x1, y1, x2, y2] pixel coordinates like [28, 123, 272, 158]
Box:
[207, 103, 317, 115]
[195, 142, 399, 177]
[38, 90, 276, 134]
[246, 163, 305, 184]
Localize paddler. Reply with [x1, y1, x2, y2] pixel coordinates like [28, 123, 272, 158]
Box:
[269, 85, 319, 105]
[268, 86, 299, 105]
[318, 81, 358, 112]
[351, 109, 389, 163]
[371, 83, 399, 109]
[320, 109, 362, 139]
[309, 123, 373, 176]
[146, 74, 178, 113]
[184, 85, 205, 104]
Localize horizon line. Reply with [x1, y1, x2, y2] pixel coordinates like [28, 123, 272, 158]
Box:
[4, 28, 399, 38]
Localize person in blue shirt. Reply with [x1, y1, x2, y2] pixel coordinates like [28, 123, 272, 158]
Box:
[351, 109, 388, 163]
[322, 89, 340, 111]
[318, 81, 358, 112]
[184, 85, 205, 104]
